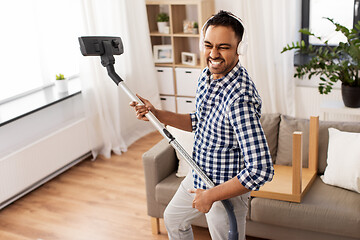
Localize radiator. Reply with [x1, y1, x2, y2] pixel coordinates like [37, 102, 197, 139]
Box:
[0, 118, 91, 209]
[295, 86, 360, 122]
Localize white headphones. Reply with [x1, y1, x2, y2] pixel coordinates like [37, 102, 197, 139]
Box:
[199, 13, 248, 56]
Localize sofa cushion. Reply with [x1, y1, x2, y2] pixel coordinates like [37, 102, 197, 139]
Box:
[250, 177, 360, 239]
[317, 120, 360, 174]
[276, 115, 309, 167]
[260, 113, 281, 163]
[166, 126, 194, 177]
[321, 128, 360, 193]
[155, 173, 184, 205]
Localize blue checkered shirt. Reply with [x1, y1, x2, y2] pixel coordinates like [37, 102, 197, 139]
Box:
[189, 61, 274, 190]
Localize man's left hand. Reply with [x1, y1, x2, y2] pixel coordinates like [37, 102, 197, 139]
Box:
[189, 189, 214, 213]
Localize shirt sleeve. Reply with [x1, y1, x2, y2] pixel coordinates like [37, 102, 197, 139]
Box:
[227, 99, 274, 191]
[189, 112, 198, 132]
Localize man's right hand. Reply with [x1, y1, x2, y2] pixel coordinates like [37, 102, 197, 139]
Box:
[129, 94, 156, 121]
[130, 94, 192, 132]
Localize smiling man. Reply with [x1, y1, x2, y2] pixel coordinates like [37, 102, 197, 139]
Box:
[205, 25, 239, 79]
[130, 10, 274, 240]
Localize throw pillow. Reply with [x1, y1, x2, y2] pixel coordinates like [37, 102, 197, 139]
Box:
[260, 113, 281, 163]
[166, 126, 194, 177]
[276, 115, 309, 167]
[317, 120, 360, 174]
[321, 128, 360, 193]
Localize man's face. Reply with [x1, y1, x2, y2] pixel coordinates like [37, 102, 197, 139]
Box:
[203, 25, 239, 80]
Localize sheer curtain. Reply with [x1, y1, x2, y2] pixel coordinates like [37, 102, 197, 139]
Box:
[235, 0, 298, 115]
[80, 0, 160, 158]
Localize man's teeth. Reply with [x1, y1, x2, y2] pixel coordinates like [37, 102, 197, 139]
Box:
[211, 60, 222, 65]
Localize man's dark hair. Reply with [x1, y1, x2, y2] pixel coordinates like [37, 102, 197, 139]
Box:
[203, 10, 244, 42]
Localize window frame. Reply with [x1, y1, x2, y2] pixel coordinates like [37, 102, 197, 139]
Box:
[301, 0, 360, 46]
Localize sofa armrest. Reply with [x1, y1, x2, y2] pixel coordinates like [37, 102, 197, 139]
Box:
[142, 138, 178, 217]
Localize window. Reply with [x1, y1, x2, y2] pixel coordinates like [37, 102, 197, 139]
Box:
[0, 0, 82, 102]
[301, 0, 360, 46]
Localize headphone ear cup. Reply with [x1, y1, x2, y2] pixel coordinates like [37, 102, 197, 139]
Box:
[237, 40, 248, 55]
[199, 31, 204, 52]
[237, 42, 242, 55]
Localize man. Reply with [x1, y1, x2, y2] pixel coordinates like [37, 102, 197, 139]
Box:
[130, 10, 274, 240]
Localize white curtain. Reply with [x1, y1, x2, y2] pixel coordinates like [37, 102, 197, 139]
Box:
[80, 0, 160, 158]
[232, 0, 299, 115]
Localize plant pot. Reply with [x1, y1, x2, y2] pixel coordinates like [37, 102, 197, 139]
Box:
[55, 79, 68, 93]
[341, 83, 360, 108]
[157, 22, 169, 33]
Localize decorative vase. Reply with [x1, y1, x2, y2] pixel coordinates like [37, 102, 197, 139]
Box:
[341, 83, 360, 108]
[157, 21, 169, 33]
[55, 79, 68, 93]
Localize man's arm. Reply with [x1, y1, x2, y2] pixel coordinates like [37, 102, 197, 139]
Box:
[129, 94, 192, 132]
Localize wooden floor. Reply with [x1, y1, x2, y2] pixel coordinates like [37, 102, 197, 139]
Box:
[0, 131, 264, 240]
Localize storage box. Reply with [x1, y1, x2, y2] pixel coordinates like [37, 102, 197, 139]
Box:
[156, 67, 174, 95]
[176, 97, 195, 114]
[160, 96, 176, 112]
[175, 68, 201, 96]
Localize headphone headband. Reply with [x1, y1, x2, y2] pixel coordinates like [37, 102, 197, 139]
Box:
[200, 12, 248, 56]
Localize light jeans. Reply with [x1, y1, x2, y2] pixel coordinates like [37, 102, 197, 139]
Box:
[164, 172, 250, 240]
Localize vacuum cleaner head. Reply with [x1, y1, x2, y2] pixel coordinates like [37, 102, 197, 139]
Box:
[78, 36, 123, 56]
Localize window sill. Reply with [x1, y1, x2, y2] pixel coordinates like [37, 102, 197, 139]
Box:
[0, 78, 82, 127]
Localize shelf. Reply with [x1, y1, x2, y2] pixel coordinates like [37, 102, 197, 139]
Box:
[174, 63, 201, 68]
[146, 0, 214, 113]
[173, 33, 200, 37]
[155, 63, 173, 67]
[173, 37, 200, 65]
[154, 64, 203, 70]
[150, 32, 172, 37]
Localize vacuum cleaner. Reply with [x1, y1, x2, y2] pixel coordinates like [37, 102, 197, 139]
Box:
[78, 36, 238, 240]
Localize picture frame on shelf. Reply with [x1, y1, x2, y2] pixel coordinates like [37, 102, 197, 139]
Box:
[154, 45, 173, 63]
[181, 52, 197, 66]
[183, 20, 199, 34]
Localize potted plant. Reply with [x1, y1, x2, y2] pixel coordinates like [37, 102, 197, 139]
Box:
[55, 73, 68, 93]
[193, 22, 199, 34]
[156, 12, 169, 34]
[281, 18, 360, 108]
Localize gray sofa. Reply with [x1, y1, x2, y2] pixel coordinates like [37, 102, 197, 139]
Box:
[142, 113, 360, 240]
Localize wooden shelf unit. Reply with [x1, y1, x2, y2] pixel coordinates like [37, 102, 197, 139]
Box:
[146, 0, 214, 113]
[251, 116, 319, 203]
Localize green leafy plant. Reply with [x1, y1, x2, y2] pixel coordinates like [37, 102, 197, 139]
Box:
[56, 73, 65, 80]
[156, 12, 169, 22]
[193, 22, 198, 29]
[281, 18, 360, 94]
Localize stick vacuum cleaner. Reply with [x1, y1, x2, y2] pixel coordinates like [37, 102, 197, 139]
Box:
[78, 36, 238, 240]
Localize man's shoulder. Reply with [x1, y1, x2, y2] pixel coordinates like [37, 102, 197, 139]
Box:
[225, 65, 262, 106]
[226, 65, 255, 93]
